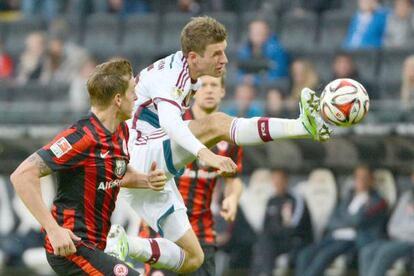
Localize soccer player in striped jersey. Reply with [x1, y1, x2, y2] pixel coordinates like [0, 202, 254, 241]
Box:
[10, 59, 167, 276]
[107, 16, 331, 274]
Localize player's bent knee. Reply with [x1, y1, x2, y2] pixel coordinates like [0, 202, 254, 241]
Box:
[182, 249, 205, 273]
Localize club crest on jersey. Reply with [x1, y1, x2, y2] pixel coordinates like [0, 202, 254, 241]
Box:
[171, 86, 183, 99]
[113, 264, 128, 276]
[50, 137, 72, 158]
[115, 159, 127, 178]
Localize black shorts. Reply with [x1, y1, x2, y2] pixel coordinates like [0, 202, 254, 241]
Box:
[148, 245, 216, 276]
[46, 242, 140, 276]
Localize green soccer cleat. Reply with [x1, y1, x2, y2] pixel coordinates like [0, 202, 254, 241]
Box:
[299, 88, 332, 142]
[105, 224, 129, 262]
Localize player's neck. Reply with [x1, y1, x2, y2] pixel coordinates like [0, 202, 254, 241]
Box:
[91, 106, 121, 133]
[191, 104, 218, 119]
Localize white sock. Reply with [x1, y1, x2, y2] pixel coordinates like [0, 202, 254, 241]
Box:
[230, 117, 309, 145]
[128, 237, 185, 271]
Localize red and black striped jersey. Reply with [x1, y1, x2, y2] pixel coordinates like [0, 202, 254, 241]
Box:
[37, 113, 129, 253]
[176, 109, 243, 245]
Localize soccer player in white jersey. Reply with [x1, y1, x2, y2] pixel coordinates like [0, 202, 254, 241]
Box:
[106, 16, 331, 273]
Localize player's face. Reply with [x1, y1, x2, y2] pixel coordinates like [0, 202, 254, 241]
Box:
[119, 76, 137, 120]
[196, 40, 228, 77]
[194, 75, 225, 111]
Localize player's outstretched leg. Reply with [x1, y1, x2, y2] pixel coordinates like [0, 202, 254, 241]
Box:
[171, 88, 332, 169]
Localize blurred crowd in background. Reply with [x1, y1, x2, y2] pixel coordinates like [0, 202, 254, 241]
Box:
[0, 0, 414, 275]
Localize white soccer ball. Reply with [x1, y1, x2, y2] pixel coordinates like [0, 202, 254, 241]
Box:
[319, 78, 370, 127]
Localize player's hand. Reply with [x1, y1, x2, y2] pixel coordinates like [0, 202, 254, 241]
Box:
[198, 148, 237, 177]
[220, 195, 238, 222]
[47, 225, 81, 256]
[148, 161, 167, 191]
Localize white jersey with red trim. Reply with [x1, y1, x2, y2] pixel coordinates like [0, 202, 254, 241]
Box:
[128, 51, 201, 143]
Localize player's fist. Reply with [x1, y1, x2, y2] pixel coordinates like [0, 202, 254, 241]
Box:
[148, 161, 167, 191]
[47, 226, 81, 256]
[220, 195, 238, 222]
[198, 148, 237, 177]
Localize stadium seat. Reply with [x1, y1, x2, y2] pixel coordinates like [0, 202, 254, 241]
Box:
[265, 140, 303, 169]
[341, 0, 358, 11]
[351, 137, 387, 164]
[378, 79, 401, 100]
[303, 168, 337, 241]
[324, 138, 359, 170]
[241, 11, 278, 35]
[300, 49, 336, 82]
[379, 48, 414, 83]
[373, 168, 397, 208]
[204, 12, 238, 46]
[346, 49, 380, 82]
[121, 14, 159, 56]
[160, 12, 193, 53]
[22, 248, 54, 275]
[4, 18, 46, 56]
[279, 11, 318, 51]
[0, 176, 15, 237]
[242, 145, 269, 173]
[83, 13, 121, 54]
[319, 9, 353, 50]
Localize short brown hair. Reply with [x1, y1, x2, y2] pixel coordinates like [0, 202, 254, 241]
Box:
[181, 16, 227, 56]
[87, 58, 133, 107]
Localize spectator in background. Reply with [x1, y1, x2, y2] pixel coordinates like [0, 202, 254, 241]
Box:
[289, 58, 319, 103]
[0, 38, 13, 80]
[177, 0, 200, 14]
[343, 0, 388, 50]
[331, 52, 375, 98]
[68, 57, 97, 113]
[250, 168, 313, 276]
[40, 33, 89, 85]
[383, 0, 414, 49]
[223, 83, 264, 117]
[265, 87, 290, 118]
[295, 164, 388, 276]
[400, 55, 414, 109]
[332, 52, 360, 80]
[15, 32, 46, 85]
[222, 169, 275, 276]
[108, 0, 151, 17]
[21, 0, 62, 21]
[237, 19, 289, 86]
[359, 169, 414, 276]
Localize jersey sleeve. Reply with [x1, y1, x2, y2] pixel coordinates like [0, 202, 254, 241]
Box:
[37, 127, 93, 171]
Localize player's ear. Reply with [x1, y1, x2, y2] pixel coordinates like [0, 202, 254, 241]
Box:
[188, 51, 197, 62]
[114, 93, 122, 107]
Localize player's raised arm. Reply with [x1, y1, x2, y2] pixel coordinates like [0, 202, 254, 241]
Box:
[10, 153, 81, 257]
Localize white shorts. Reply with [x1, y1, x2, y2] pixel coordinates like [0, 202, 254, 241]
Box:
[122, 128, 195, 241]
